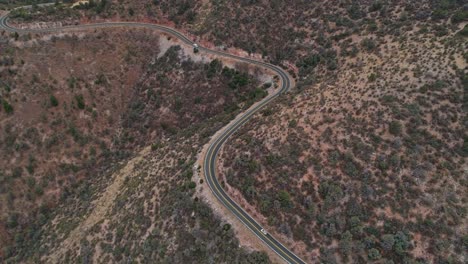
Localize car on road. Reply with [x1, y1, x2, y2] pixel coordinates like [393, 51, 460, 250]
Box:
[193, 43, 199, 53]
[261, 228, 267, 235]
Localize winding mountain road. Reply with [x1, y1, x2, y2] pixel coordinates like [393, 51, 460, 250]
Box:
[0, 6, 305, 264]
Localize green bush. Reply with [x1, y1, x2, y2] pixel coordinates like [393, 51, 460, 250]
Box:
[432, 9, 449, 20]
[462, 136, 468, 157]
[368, 248, 381, 260]
[368, 73, 377, 82]
[394, 231, 411, 255]
[75, 94, 85, 109]
[206, 59, 222, 79]
[278, 190, 292, 208]
[2, 99, 13, 114]
[151, 142, 163, 151]
[458, 25, 468, 37]
[222, 67, 249, 89]
[452, 10, 468, 23]
[381, 234, 395, 251]
[248, 88, 268, 100]
[389, 121, 402, 135]
[94, 73, 107, 85]
[462, 234, 468, 248]
[188, 181, 196, 189]
[50, 95, 59, 107]
[6, 213, 19, 229]
[361, 38, 376, 51]
[288, 119, 297, 128]
[369, 1, 383, 12]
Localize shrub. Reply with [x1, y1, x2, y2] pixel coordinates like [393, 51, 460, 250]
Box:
[230, 73, 249, 89]
[462, 136, 468, 157]
[394, 231, 411, 255]
[68, 76, 77, 89]
[347, 4, 363, 20]
[288, 119, 297, 128]
[94, 73, 107, 85]
[151, 142, 163, 151]
[369, 1, 383, 12]
[389, 121, 402, 135]
[50, 95, 59, 107]
[35, 186, 44, 196]
[206, 59, 222, 79]
[339, 233, 353, 258]
[6, 213, 18, 229]
[368, 248, 381, 260]
[75, 94, 85, 109]
[381, 234, 395, 251]
[245, 251, 269, 264]
[248, 87, 268, 101]
[96, 0, 108, 14]
[2, 99, 13, 114]
[343, 158, 360, 178]
[432, 9, 448, 20]
[361, 38, 376, 51]
[297, 54, 320, 69]
[26, 177, 36, 188]
[458, 25, 468, 37]
[452, 10, 468, 23]
[278, 190, 292, 208]
[462, 235, 468, 248]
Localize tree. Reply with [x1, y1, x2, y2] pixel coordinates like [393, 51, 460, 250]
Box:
[278, 190, 292, 208]
[381, 234, 395, 251]
[339, 231, 353, 256]
[50, 95, 59, 107]
[368, 73, 377, 82]
[389, 121, 402, 135]
[451, 10, 468, 24]
[75, 94, 85, 109]
[2, 99, 13, 114]
[462, 234, 468, 248]
[244, 251, 269, 264]
[96, 0, 108, 14]
[6, 213, 18, 228]
[394, 231, 410, 255]
[361, 38, 376, 51]
[368, 248, 381, 260]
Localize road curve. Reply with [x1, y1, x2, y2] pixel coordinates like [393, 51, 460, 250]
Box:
[0, 7, 305, 264]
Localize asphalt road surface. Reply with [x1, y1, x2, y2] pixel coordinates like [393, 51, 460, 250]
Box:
[0, 6, 306, 264]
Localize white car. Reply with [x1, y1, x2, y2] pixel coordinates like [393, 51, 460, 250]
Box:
[260, 228, 267, 235]
[193, 43, 199, 48]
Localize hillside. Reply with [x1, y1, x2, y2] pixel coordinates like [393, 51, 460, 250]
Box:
[221, 24, 466, 263]
[210, 1, 467, 263]
[1, 0, 467, 263]
[0, 24, 273, 262]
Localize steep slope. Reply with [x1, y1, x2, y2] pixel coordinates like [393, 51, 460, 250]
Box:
[212, 1, 467, 263]
[0, 25, 273, 262]
[2, 1, 467, 263]
[220, 29, 466, 263]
